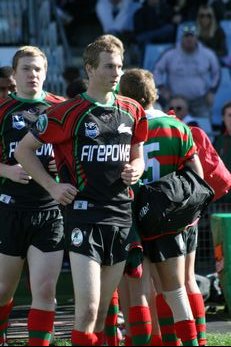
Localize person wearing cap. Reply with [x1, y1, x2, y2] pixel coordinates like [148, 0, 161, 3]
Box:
[153, 23, 221, 137]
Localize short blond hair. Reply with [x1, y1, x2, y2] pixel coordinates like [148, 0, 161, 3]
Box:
[12, 45, 48, 71]
[83, 34, 124, 70]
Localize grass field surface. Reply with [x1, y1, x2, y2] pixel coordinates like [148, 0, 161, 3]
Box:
[7, 333, 231, 346]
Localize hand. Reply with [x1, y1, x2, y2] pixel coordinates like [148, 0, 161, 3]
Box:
[48, 182, 78, 206]
[124, 243, 143, 279]
[9, 164, 32, 184]
[121, 164, 141, 186]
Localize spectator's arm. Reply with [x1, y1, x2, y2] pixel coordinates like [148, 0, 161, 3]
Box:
[95, 0, 114, 33]
[208, 50, 221, 93]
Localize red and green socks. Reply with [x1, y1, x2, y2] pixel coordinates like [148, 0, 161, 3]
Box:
[129, 305, 152, 345]
[105, 289, 119, 345]
[124, 335, 132, 346]
[71, 330, 98, 346]
[175, 320, 198, 346]
[0, 300, 13, 345]
[149, 334, 163, 346]
[188, 293, 207, 346]
[28, 308, 54, 346]
[156, 294, 180, 346]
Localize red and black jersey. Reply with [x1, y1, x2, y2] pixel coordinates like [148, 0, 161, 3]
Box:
[190, 126, 231, 201]
[0, 91, 65, 209]
[34, 92, 148, 227]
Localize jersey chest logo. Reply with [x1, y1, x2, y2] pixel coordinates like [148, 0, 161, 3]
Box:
[12, 115, 26, 130]
[85, 122, 99, 139]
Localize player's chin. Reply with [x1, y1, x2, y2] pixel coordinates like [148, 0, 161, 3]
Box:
[111, 81, 118, 88]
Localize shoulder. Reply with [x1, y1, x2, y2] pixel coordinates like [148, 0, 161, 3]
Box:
[216, 25, 226, 35]
[45, 92, 66, 105]
[158, 47, 176, 60]
[198, 42, 218, 58]
[116, 94, 143, 110]
[0, 95, 16, 115]
[46, 95, 88, 117]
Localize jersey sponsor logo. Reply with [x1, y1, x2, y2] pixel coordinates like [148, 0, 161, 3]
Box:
[36, 113, 48, 134]
[81, 144, 130, 162]
[117, 123, 132, 135]
[9, 141, 53, 158]
[71, 228, 83, 247]
[12, 115, 26, 130]
[85, 122, 99, 139]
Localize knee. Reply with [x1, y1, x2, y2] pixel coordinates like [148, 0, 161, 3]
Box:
[163, 286, 193, 322]
[32, 278, 56, 302]
[0, 284, 15, 305]
[78, 302, 98, 324]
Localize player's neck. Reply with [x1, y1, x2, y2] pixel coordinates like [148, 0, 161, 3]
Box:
[86, 87, 114, 105]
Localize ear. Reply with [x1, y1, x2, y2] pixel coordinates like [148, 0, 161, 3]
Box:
[85, 63, 93, 77]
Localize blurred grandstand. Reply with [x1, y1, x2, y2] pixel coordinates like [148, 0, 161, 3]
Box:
[0, 0, 72, 95]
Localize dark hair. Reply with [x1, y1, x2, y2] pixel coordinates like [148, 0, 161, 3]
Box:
[66, 78, 88, 98]
[219, 100, 231, 133]
[0, 66, 14, 78]
[63, 66, 80, 83]
[221, 100, 231, 116]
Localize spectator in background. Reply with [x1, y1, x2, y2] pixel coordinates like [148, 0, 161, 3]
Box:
[167, 0, 203, 22]
[209, 0, 227, 21]
[95, 0, 141, 42]
[133, 0, 176, 63]
[95, 0, 142, 65]
[56, 0, 100, 45]
[134, 0, 176, 45]
[154, 23, 220, 135]
[62, 66, 81, 85]
[0, 66, 16, 98]
[213, 100, 231, 203]
[66, 78, 88, 98]
[196, 4, 228, 65]
[169, 95, 199, 126]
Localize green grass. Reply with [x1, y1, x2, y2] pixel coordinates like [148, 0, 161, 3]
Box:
[207, 333, 231, 346]
[7, 334, 231, 346]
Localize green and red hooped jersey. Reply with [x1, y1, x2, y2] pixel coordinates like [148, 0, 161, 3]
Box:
[142, 113, 197, 185]
[34, 92, 148, 227]
[0, 92, 65, 208]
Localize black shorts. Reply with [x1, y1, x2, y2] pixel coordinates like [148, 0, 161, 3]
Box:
[66, 222, 131, 266]
[0, 206, 64, 258]
[142, 225, 198, 263]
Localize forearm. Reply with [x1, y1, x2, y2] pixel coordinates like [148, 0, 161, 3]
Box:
[130, 142, 145, 179]
[14, 143, 56, 193]
[185, 154, 204, 178]
[0, 163, 12, 178]
[130, 157, 145, 180]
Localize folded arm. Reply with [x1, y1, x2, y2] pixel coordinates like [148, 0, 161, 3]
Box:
[14, 133, 78, 205]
